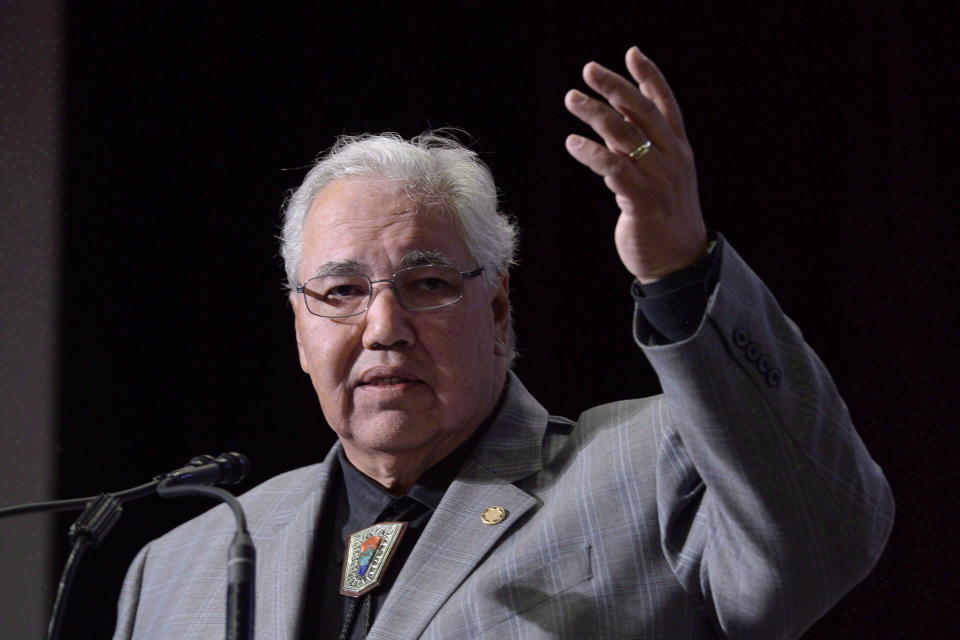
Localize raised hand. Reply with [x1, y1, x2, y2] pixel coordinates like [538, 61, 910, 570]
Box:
[564, 46, 708, 284]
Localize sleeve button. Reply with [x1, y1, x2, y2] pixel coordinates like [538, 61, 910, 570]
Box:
[746, 342, 762, 361]
[758, 354, 771, 373]
[733, 328, 750, 347]
[767, 368, 783, 387]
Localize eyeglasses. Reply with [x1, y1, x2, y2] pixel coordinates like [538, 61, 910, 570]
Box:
[296, 265, 485, 318]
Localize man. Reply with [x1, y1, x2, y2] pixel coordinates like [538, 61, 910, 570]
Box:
[113, 47, 893, 639]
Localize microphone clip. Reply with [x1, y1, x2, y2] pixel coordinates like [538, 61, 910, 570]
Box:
[67, 493, 123, 550]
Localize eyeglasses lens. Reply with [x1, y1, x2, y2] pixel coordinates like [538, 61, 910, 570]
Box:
[395, 266, 463, 309]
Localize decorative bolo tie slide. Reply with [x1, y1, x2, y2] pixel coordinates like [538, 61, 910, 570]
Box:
[340, 521, 409, 597]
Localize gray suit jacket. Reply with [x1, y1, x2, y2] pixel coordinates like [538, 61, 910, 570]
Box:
[113, 242, 893, 639]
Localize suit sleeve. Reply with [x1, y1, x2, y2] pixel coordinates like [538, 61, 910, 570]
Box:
[636, 236, 894, 639]
[111, 543, 149, 640]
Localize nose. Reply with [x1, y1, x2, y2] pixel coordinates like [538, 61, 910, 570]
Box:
[361, 282, 415, 350]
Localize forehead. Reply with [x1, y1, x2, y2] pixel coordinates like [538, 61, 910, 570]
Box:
[300, 178, 470, 275]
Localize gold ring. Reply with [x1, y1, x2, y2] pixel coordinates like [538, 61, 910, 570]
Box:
[628, 140, 653, 160]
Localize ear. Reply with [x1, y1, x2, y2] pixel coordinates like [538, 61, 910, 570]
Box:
[491, 271, 511, 357]
[291, 293, 311, 373]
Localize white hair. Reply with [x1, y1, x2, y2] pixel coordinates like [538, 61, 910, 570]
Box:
[279, 130, 520, 362]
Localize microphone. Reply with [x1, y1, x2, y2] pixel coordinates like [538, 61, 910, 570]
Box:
[158, 452, 250, 487]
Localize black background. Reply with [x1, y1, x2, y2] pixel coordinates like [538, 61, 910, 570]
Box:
[55, 2, 955, 638]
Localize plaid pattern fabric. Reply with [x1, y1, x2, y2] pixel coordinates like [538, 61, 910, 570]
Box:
[113, 240, 893, 639]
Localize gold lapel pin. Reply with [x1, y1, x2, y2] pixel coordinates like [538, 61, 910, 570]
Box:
[480, 506, 508, 525]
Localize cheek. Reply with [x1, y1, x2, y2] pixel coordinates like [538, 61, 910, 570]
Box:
[300, 324, 360, 403]
[426, 308, 495, 388]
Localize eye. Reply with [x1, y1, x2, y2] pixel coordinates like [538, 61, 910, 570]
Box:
[411, 276, 455, 292]
[303, 275, 369, 305]
[325, 284, 361, 298]
[323, 282, 367, 300]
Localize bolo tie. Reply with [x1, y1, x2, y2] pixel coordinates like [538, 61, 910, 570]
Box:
[337, 497, 424, 640]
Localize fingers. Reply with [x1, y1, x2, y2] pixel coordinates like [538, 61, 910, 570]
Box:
[563, 47, 690, 193]
[624, 46, 687, 141]
[564, 88, 648, 156]
[580, 60, 677, 153]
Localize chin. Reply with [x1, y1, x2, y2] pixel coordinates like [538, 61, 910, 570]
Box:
[344, 413, 441, 454]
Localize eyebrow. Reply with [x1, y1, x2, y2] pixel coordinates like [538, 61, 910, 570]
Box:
[313, 259, 364, 277]
[311, 250, 457, 278]
[399, 250, 457, 269]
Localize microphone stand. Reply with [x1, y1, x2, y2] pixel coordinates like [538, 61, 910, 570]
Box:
[46, 492, 130, 640]
[0, 453, 254, 640]
[0, 481, 163, 640]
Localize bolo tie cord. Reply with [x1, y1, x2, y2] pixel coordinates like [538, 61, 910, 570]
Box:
[362, 596, 374, 635]
[338, 596, 374, 640]
[338, 598, 358, 640]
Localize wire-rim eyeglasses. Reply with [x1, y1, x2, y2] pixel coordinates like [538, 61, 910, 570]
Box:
[295, 265, 485, 318]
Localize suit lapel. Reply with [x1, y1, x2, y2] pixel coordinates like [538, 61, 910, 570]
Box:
[368, 374, 550, 639]
[254, 444, 341, 640]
